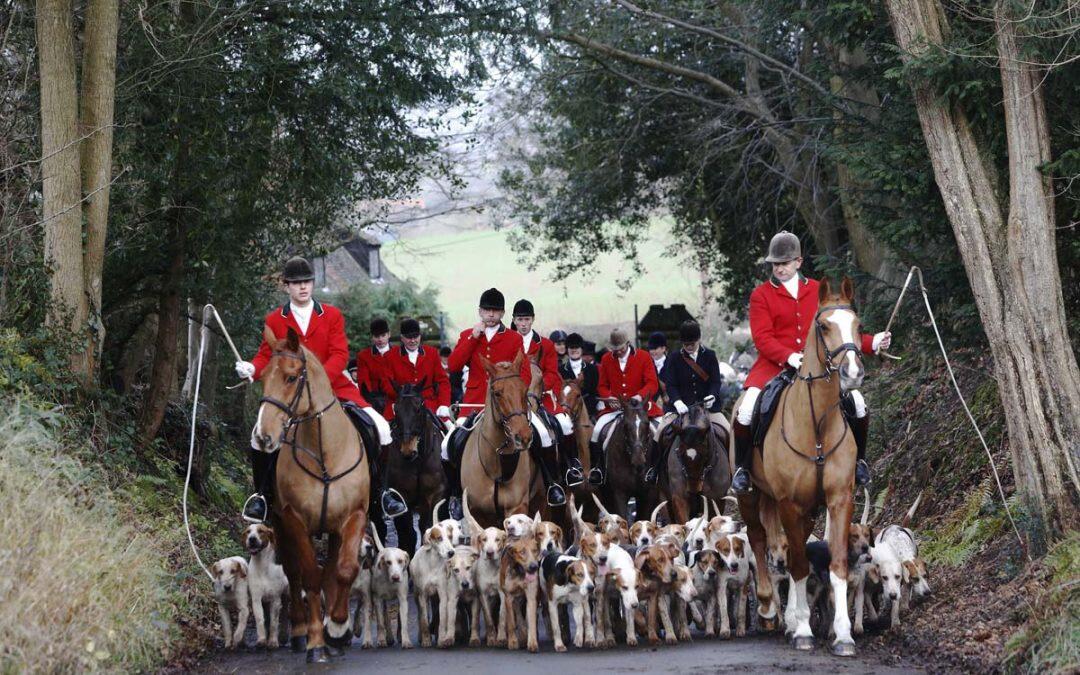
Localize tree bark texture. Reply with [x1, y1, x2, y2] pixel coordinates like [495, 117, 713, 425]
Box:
[36, 0, 89, 378]
[886, 0, 1080, 544]
[79, 0, 120, 374]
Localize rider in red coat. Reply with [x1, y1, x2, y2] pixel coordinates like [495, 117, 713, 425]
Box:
[235, 257, 406, 522]
[355, 317, 393, 413]
[512, 298, 584, 489]
[730, 232, 892, 493]
[588, 328, 661, 485]
[383, 317, 451, 419]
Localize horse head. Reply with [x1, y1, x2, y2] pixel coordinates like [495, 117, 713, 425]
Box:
[674, 404, 713, 493]
[619, 397, 650, 469]
[393, 378, 427, 459]
[561, 374, 585, 416]
[254, 326, 324, 452]
[481, 351, 533, 452]
[815, 277, 865, 390]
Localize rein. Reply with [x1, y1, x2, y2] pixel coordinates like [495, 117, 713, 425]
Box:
[260, 348, 364, 535]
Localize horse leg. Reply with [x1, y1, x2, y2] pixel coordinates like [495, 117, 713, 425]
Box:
[778, 499, 814, 650]
[395, 511, 417, 556]
[740, 492, 777, 630]
[670, 492, 690, 525]
[326, 509, 365, 650]
[826, 495, 856, 656]
[278, 505, 326, 660]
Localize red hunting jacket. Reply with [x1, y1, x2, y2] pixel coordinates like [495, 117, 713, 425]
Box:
[523, 330, 565, 414]
[597, 345, 662, 417]
[251, 300, 367, 406]
[448, 324, 532, 409]
[745, 275, 875, 390]
[382, 345, 451, 419]
[355, 345, 392, 403]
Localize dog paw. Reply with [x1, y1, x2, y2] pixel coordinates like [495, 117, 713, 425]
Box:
[736, 628, 746, 638]
[438, 638, 453, 649]
[665, 634, 678, 646]
[679, 631, 692, 642]
[377, 639, 388, 648]
[718, 629, 731, 640]
[469, 637, 481, 648]
[362, 640, 374, 649]
[507, 639, 520, 650]
[267, 639, 279, 650]
[555, 642, 568, 653]
[401, 641, 414, 650]
[419, 638, 431, 648]
[528, 641, 538, 653]
[626, 637, 638, 647]
[853, 624, 864, 636]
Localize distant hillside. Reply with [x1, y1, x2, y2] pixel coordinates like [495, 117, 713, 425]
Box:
[382, 220, 711, 338]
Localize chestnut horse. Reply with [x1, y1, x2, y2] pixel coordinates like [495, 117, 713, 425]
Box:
[460, 351, 542, 527]
[254, 327, 368, 663]
[661, 402, 731, 523]
[731, 277, 865, 656]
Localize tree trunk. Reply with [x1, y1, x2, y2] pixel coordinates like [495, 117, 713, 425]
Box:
[79, 0, 120, 376]
[886, 0, 1080, 546]
[139, 206, 187, 445]
[181, 298, 199, 400]
[36, 0, 90, 380]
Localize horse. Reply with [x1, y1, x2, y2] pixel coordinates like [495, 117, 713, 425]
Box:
[731, 277, 865, 657]
[597, 397, 658, 522]
[561, 375, 597, 519]
[253, 327, 368, 663]
[460, 351, 543, 527]
[660, 402, 731, 523]
[377, 380, 447, 554]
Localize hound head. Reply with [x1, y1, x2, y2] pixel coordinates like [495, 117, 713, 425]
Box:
[243, 523, 275, 556]
[211, 557, 247, 595]
[377, 548, 411, 584]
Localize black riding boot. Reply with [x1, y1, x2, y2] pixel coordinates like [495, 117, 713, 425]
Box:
[442, 457, 465, 521]
[243, 448, 277, 522]
[344, 402, 407, 518]
[531, 443, 566, 506]
[644, 440, 663, 484]
[731, 421, 754, 494]
[588, 441, 605, 486]
[560, 436, 584, 487]
[376, 444, 408, 518]
[849, 414, 872, 486]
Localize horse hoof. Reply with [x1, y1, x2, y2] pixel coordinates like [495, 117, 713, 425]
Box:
[306, 646, 330, 663]
[792, 635, 815, 651]
[832, 640, 856, 657]
[290, 636, 307, 653]
[323, 625, 353, 650]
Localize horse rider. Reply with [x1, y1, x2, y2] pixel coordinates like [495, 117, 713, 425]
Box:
[582, 340, 597, 365]
[550, 329, 569, 365]
[559, 332, 599, 417]
[648, 330, 670, 406]
[234, 256, 407, 522]
[588, 328, 663, 485]
[730, 231, 892, 494]
[383, 316, 452, 426]
[645, 320, 726, 484]
[513, 299, 584, 490]
[355, 317, 393, 414]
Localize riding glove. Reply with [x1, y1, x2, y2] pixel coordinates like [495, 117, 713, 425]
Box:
[674, 400, 689, 414]
[872, 331, 892, 351]
[436, 405, 451, 418]
[235, 360, 256, 379]
[787, 353, 803, 370]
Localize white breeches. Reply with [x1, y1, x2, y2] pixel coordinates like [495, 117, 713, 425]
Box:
[736, 386, 866, 426]
[554, 412, 574, 436]
[530, 412, 555, 447]
[591, 411, 623, 443]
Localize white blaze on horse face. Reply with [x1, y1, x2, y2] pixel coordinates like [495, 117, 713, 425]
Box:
[826, 309, 860, 379]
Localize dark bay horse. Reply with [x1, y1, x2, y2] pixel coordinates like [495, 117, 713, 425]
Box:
[254, 327, 368, 663]
[660, 402, 731, 523]
[460, 352, 542, 527]
[731, 277, 865, 657]
[598, 397, 658, 522]
[377, 380, 447, 554]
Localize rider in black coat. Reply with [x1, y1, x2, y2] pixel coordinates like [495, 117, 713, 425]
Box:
[558, 332, 599, 417]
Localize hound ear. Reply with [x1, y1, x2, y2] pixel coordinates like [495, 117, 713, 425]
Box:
[818, 277, 832, 302]
[534, 511, 542, 525]
[902, 561, 912, 584]
[840, 276, 854, 302]
[555, 559, 569, 585]
[286, 327, 300, 352]
[867, 563, 881, 584]
[263, 325, 277, 348]
[233, 561, 247, 579]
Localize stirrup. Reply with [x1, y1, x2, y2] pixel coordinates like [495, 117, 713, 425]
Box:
[731, 468, 753, 495]
[381, 488, 408, 518]
[242, 493, 268, 523]
[855, 459, 872, 487]
[588, 467, 605, 487]
[565, 460, 584, 487]
[546, 484, 567, 507]
[447, 496, 464, 521]
[644, 467, 659, 485]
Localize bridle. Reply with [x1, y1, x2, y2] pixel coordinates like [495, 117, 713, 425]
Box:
[797, 304, 863, 383]
[259, 348, 363, 535]
[674, 404, 717, 483]
[480, 372, 531, 457]
[615, 401, 648, 465]
[392, 385, 442, 461]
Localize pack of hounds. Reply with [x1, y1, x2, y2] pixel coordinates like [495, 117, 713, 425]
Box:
[210, 489, 930, 652]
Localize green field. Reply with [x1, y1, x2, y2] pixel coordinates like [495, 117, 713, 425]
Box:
[382, 222, 706, 335]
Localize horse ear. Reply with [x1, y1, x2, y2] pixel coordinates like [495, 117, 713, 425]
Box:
[840, 276, 854, 302]
[818, 277, 832, 302]
[511, 349, 524, 372]
[286, 327, 300, 352]
[263, 325, 277, 347]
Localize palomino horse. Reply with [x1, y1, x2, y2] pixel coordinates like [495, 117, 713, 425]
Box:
[660, 402, 731, 523]
[598, 397, 658, 522]
[254, 327, 368, 663]
[731, 277, 865, 656]
[460, 351, 542, 527]
[378, 381, 447, 554]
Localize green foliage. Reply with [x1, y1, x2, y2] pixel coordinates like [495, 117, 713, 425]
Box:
[1004, 534, 1080, 674]
[329, 280, 442, 352]
[921, 475, 1009, 567]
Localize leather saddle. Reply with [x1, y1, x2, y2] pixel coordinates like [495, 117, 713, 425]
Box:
[751, 369, 796, 446]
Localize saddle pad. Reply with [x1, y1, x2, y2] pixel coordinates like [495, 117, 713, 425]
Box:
[599, 412, 623, 452]
[752, 370, 795, 446]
